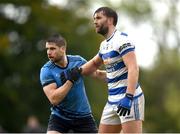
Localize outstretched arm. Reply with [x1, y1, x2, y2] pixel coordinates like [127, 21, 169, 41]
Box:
[81, 54, 103, 75]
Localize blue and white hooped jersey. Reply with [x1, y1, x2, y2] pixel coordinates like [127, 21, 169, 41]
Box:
[98, 30, 143, 105]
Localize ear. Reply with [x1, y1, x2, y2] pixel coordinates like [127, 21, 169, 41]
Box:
[59, 46, 66, 51]
[60, 46, 66, 52]
[108, 17, 114, 25]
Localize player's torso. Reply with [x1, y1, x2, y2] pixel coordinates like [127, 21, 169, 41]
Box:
[47, 56, 91, 116]
[99, 31, 128, 88]
[99, 30, 142, 104]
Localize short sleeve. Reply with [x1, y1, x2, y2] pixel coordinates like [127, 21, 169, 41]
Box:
[119, 42, 135, 56]
[118, 33, 135, 56]
[40, 67, 55, 87]
[79, 56, 87, 65]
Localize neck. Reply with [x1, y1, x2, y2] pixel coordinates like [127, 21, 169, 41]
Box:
[104, 26, 116, 39]
[55, 55, 68, 68]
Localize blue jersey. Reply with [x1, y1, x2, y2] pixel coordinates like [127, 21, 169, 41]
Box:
[40, 55, 91, 119]
[98, 30, 143, 104]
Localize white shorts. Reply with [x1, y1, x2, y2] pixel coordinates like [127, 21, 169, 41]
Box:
[100, 94, 145, 125]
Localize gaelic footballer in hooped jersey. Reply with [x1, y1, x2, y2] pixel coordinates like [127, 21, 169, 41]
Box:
[98, 30, 143, 104]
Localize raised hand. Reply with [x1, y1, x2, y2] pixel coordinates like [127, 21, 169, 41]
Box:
[66, 67, 82, 83]
[60, 72, 67, 85]
[60, 67, 82, 84]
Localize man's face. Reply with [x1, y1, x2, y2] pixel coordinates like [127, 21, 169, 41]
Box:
[93, 11, 109, 36]
[45, 42, 65, 63]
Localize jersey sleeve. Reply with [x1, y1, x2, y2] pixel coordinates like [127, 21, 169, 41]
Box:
[98, 51, 103, 59]
[79, 56, 87, 65]
[40, 67, 55, 87]
[118, 33, 135, 57]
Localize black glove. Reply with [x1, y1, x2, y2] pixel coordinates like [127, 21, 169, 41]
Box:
[60, 71, 67, 85]
[64, 67, 82, 84]
[117, 93, 133, 116]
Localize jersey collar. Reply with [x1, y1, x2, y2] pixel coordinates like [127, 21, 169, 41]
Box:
[106, 29, 117, 42]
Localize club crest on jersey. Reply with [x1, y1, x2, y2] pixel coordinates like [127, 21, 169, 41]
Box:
[103, 45, 109, 50]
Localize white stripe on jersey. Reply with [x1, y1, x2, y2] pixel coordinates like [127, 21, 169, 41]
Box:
[108, 79, 128, 90]
[108, 93, 125, 103]
[104, 55, 122, 65]
[106, 67, 127, 79]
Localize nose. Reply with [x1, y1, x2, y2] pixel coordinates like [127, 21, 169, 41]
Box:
[47, 49, 51, 55]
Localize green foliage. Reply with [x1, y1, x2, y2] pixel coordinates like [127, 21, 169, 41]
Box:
[120, 0, 152, 19]
[84, 76, 107, 124]
[0, 0, 101, 132]
[141, 49, 180, 132]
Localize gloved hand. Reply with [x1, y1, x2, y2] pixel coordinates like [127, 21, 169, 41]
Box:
[61, 67, 82, 84]
[60, 72, 67, 85]
[117, 93, 133, 116]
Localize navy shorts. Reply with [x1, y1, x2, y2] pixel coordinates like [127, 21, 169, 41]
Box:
[47, 114, 98, 133]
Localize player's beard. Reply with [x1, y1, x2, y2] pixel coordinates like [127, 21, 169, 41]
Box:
[49, 56, 61, 63]
[97, 25, 108, 36]
[54, 56, 63, 63]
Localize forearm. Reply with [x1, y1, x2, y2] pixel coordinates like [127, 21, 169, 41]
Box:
[50, 81, 73, 105]
[126, 66, 139, 95]
[81, 54, 103, 76]
[81, 59, 99, 75]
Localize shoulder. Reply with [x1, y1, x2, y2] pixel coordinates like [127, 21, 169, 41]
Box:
[114, 30, 132, 46]
[115, 30, 129, 40]
[67, 55, 87, 63]
[40, 61, 55, 73]
[40, 61, 56, 87]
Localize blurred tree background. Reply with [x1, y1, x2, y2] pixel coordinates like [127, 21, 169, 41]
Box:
[0, 0, 180, 132]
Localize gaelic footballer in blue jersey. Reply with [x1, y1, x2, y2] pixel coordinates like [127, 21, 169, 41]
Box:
[40, 34, 98, 133]
[79, 7, 145, 133]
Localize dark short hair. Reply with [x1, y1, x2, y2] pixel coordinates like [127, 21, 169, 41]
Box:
[94, 7, 118, 26]
[46, 34, 67, 47]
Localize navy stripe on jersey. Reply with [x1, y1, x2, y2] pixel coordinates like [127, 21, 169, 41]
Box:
[109, 83, 140, 95]
[107, 92, 143, 105]
[106, 61, 126, 73]
[99, 52, 103, 59]
[109, 86, 127, 95]
[120, 32, 128, 36]
[120, 47, 135, 57]
[107, 72, 128, 83]
[102, 51, 119, 60]
[42, 79, 56, 87]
